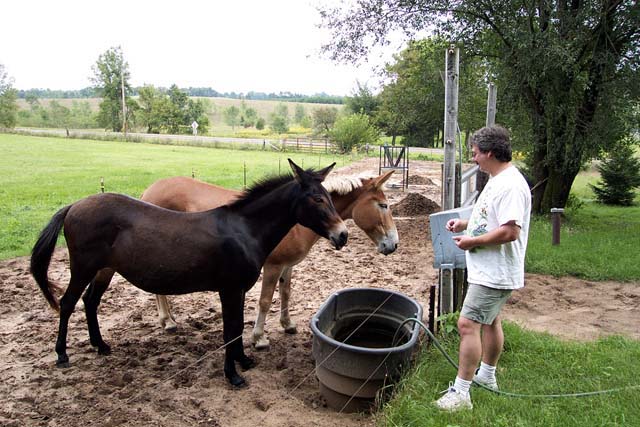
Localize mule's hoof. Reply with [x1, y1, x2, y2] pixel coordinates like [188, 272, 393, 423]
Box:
[284, 325, 298, 334]
[164, 324, 178, 333]
[239, 355, 256, 370]
[227, 374, 247, 388]
[281, 319, 297, 334]
[252, 337, 270, 351]
[97, 344, 111, 355]
[56, 358, 70, 369]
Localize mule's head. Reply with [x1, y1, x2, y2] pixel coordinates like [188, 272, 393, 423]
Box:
[289, 159, 348, 250]
[352, 170, 399, 255]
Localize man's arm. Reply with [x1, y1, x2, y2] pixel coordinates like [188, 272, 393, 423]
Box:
[452, 221, 520, 251]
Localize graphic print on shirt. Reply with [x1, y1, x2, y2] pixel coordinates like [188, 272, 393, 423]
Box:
[466, 192, 491, 252]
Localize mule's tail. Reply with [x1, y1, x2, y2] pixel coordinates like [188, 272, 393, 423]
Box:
[30, 204, 72, 312]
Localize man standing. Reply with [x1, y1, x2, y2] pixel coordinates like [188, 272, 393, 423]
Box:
[435, 125, 531, 411]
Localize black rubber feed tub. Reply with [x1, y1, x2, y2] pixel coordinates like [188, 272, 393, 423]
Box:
[310, 288, 423, 413]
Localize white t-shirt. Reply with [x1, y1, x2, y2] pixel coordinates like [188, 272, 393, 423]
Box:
[465, 165, 531, 289]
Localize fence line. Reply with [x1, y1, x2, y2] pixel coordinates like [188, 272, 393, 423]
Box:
[281, 137, 336, 154]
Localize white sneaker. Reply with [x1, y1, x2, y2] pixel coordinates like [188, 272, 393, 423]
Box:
[473, 374, 499, 391]
[434, 385, 473, 411]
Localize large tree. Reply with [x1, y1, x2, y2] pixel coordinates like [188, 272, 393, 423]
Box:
[0, 64, 18, 128]
[138, 84, 209, 134]
[320, 0, 640, 213]
[91, 46, 136, 132]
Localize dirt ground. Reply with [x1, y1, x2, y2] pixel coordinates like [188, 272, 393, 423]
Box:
[1, 158, 638, 427]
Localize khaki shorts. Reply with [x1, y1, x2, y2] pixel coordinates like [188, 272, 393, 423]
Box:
[460, 284, 512, 325]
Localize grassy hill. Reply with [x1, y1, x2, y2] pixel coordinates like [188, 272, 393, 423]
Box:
[16, 96, 345, 137]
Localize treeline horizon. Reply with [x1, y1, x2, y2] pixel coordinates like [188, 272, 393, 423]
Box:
[16, 87, 345, 105]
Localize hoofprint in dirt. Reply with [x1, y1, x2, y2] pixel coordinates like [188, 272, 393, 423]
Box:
[0, 157, 637, 427]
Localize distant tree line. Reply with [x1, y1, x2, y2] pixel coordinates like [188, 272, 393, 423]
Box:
[16, 87, 345, 105]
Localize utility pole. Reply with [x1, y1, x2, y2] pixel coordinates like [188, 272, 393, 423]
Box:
[121, 66, 127, 136]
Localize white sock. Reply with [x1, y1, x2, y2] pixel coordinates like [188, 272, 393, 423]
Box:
[453, 376, 472, 395]
[477, 362, 496, 380]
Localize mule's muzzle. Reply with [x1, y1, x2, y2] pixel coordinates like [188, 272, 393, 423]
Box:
[330, 228, 348, 250]
[378, 228, 399, 255]
[379, 241, 398, 255]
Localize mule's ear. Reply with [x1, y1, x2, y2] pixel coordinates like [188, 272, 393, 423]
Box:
[373, 170, 395, 189]
[316, 162, 336, 181]
[288, 159, 306, 183]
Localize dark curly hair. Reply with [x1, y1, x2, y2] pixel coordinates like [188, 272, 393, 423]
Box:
[470, 125, 512, 162]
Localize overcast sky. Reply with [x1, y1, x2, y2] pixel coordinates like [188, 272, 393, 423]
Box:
[1, 0, 404, 95]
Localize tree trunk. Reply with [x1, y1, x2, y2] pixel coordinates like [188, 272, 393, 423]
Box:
[530, 114, 549, 214]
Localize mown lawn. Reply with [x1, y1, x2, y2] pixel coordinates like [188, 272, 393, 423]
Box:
[0, 133, 352, 260]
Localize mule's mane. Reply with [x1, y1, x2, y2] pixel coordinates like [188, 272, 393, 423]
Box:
[322, 173, 375, 195]
[227, 171, 376, 209]
[229, 173, 295, 209]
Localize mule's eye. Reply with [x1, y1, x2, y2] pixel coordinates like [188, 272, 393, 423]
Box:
[314, 195, 324, 203]
[379, 203, 388, 209]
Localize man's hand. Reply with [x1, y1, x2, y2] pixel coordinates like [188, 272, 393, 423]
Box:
[452, 234, 476, 250]
[446, 218, 468, 233]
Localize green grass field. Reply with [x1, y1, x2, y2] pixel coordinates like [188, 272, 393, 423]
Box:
[0, 133, 352, 260]
[378, 323, 640, 427]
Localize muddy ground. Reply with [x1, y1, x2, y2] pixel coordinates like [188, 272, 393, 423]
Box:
[1, 158, 638, 426]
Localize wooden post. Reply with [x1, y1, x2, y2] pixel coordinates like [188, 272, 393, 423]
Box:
[443, 45, 459, 212]
[428, 284, 437, 336]
[439, 45, 460, 316]
[551, 208, 564, 245]
[243, 162, 247, 190]
[439, 267, 454, 314]
[476, 83, 496, 193]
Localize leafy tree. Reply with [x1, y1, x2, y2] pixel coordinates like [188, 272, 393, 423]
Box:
[186, 98, 209, 134]
[313, 106, 339, 136]
[269, 103, 290, 133]
[345, 81, 379, 117]
[294, 104, 307, 124]
[137, 85, 208, 134]
[91, 46, 137, 132]
[137, 85, 168, 133]
[240, 102, 258, 127]
[48, 100, 71, 129]
[377, 38, 447, 147]
[330, 113, 381, 153]
[299, 115, 312, 128]
[69, 101, 97, 129]
[0, 64, 18, 128]
[224, 106, 241, 130]
[165, 85, 189, 133]
[255, 117, 266, 130]
[319, 0, 640, 213]
[25, 93, 39, 108]
[590, 142, 640, 206]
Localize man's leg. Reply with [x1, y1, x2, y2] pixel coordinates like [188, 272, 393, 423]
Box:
[458, 316, 483, 380]
[481, 314, 504, 366]
[474, 314, 504, 390]
[435, 315, 480, 411]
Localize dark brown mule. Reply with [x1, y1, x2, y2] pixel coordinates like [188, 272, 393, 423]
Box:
[30, 160, 348, 387]
[141, 170, 398, 348]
